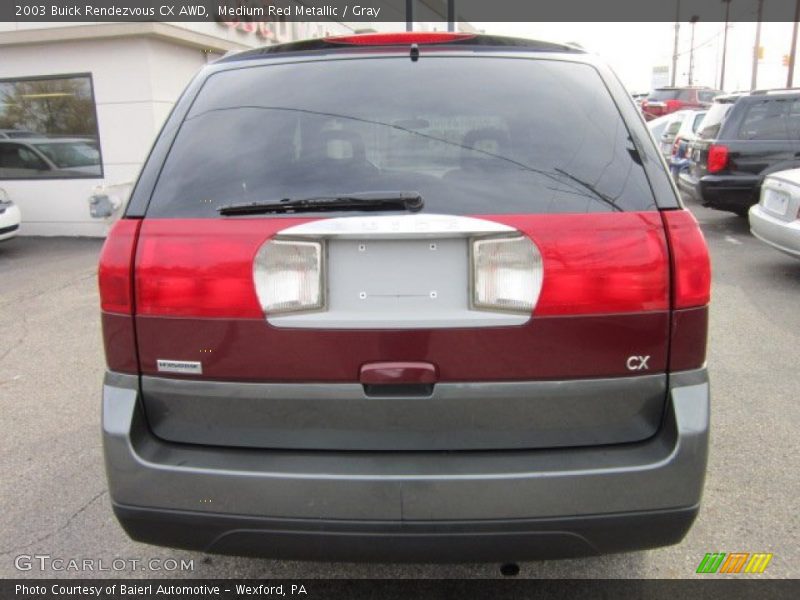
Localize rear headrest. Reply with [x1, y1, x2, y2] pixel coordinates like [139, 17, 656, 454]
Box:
[317, 129, 366, 162]
[460, 127, 511, 168]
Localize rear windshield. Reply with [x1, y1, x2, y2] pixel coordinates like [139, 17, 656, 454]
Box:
[648, 89, 683, 101]
[148, 57, 656, 217]
[697, 102, 733, 139]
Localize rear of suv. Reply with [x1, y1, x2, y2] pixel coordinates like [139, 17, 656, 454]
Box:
[686, 90, 800, 216]
[641, 86, 720, 121]
[99, 33, 711, 562]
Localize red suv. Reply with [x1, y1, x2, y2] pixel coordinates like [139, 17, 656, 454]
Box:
[642, 86, 721, 121]
[99, 33, 711, 562]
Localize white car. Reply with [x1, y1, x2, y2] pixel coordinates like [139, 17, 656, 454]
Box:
[650, 110, 706, 159]
[646, 113, 674, 143]
[0, 188, 22, 242]
[750, 169, 800, 259]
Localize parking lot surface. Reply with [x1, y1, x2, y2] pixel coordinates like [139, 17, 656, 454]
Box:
[0, 196, 798, 579]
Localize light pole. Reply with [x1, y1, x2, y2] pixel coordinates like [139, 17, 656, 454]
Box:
[688, 16, 699, 85]
[406, 0, 413, 32]
[751, 0, 764, 90]
[671, 0, 682, 86]
[720, 0, 732, 90]
[447, 0, 455, 32]
[788, 0, 800, 87]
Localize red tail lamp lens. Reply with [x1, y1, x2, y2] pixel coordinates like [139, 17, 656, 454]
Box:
[707, 144, 729, 173]
[663, 210, 711, 309]
[98, 219, 141, 314]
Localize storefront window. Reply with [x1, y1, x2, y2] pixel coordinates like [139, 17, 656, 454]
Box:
[0, 74, 102, 179]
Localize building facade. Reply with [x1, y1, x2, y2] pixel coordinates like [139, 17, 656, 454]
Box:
[0, 20, 354, 236]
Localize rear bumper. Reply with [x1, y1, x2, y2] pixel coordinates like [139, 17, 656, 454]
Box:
[698, 175, 759, 214]
[103, 369, 710, 561]
[749, 204, 800, 258]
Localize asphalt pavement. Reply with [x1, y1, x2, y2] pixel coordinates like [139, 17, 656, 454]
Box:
[0, 196, 798, 579]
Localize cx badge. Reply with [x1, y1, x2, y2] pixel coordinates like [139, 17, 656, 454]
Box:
[626, 355, 650, 371]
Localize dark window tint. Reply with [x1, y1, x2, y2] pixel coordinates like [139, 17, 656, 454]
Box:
[149, 57, 655, 217]
[737, 98, 800, 141]
[648, 89, 681, 101]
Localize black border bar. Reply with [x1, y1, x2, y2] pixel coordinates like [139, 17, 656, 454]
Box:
[3, 579, 800, 600]
[3, 0, 800, 23]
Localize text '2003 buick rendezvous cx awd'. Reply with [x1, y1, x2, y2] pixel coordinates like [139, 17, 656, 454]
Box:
[98, 32, 711, 562]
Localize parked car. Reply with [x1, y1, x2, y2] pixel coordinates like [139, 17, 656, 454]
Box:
[668, 110, 708, 177]
[641, 86, 721, 121]
[646, 113, 674, 142]
[749, 168, 800, 258]
[681, 89, 800, 217]
[0, 138, 101, 178]
[653, 110, 706, 160]
[98, 32, 711, 562]
[677, 94, 740, 202]
[0, 128, 38, 139]
[0, 188, 21, 242]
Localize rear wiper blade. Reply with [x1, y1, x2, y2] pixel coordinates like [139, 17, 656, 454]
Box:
[217, 191, 423, 216]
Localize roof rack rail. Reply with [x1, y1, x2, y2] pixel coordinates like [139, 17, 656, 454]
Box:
[750, 87, 800, 95]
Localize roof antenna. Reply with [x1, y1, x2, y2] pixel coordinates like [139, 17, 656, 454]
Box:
[410, 43, 419, 62]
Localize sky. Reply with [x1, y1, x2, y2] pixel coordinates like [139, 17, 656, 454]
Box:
[472, 21, 800, 93]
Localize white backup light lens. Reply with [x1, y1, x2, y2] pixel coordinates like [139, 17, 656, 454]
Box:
[473, 236, 542, 313]
[254, 240, 323, 314]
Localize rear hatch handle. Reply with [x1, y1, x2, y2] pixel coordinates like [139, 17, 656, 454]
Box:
[360, 361, 438, 397]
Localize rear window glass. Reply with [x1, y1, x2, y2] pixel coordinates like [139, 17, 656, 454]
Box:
[698, 91, 717, 103]
[148, 57, 656, 217]
[697, 102, 733, 139]
[736, 98, 800, 141]
[666, 120, 682, 135]
[648, 89, 682, 101]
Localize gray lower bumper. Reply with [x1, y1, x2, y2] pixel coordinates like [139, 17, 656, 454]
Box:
[103, 369, 709, 560]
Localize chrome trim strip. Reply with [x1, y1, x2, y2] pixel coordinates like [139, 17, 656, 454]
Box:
[275, 214, 516, 239]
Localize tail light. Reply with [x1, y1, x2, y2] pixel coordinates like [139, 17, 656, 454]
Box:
[325, 32, 476, 45]
[98, 219, 140, 314]
[254, 239, 324, 314]
[134, 219, 310, 318]
[471, 236, 543, 313]
[98, 218, 142, 373]
[487, 213, 670, 316]
[707, 144, 729, 173]
[662, 209, 711, 371]
[662, 210, 711, 309]
[665, 99, 684, 112]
